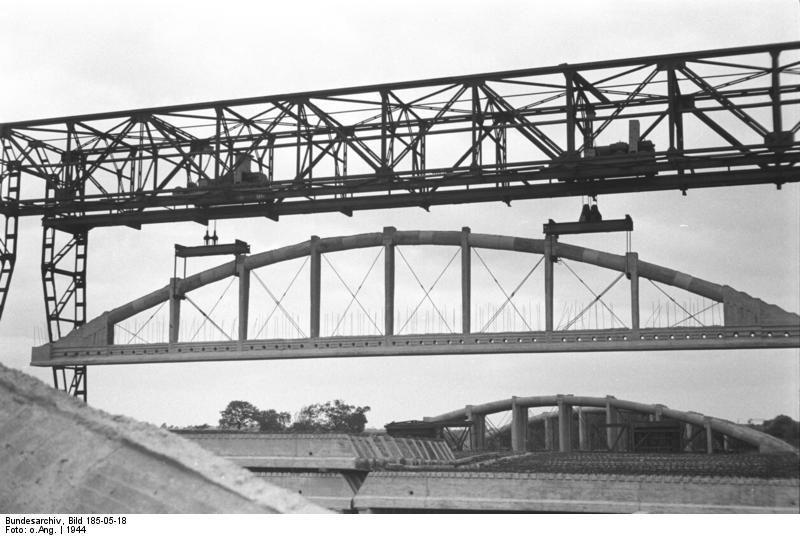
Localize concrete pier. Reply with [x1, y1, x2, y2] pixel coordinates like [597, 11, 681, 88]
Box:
[558, 397, 573, 452]
[511, 396, 527, 452]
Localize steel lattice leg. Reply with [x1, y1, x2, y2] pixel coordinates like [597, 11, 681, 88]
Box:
[0, 169, 20, 320]
[42, 224, 88, 401]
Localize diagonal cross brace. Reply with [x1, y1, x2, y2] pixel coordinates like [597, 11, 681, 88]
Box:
[560, 260, 628, 329]
[252, 266, 308, 339]
[648, 278, 707, 328]
[562, 272, 625, 330]
[188, 277, 235, 342]
[473, 248, 536, 332]
[395, 246, 459, 334]
[478, 256, 543, 333]
[184, 294, 233, 341]
[324, 248, 384, 336]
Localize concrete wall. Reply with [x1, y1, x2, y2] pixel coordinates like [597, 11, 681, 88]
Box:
[180, 432, 454, 470]
[353, 471, 800, 513]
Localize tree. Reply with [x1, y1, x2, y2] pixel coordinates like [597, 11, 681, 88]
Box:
[217, 399, 369, 434]
[218, 400, 261, 430]
[255, 409, 291, 432]
[290, 399, 370, 433]
[762, 415, 800, 447]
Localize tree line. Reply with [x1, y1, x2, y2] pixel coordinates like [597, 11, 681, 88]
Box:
[215, 399, 371, 434]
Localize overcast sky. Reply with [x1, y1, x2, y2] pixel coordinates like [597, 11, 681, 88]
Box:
[1, 0, 798, 429]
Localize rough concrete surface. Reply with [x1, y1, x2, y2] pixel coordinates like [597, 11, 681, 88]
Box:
[0, 362, 329, 513]
[354, 470, 800, 513]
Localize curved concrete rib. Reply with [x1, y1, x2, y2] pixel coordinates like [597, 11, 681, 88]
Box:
[54, 228, 799, 348]
[425, 394, 797, 454]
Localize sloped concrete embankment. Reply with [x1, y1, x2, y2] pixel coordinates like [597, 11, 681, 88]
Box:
[0, 363, 328, 513]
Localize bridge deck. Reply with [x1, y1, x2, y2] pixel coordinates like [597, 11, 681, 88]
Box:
[32, 325, 800, 367]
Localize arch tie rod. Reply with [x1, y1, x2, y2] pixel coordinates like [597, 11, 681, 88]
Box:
[395, 246, 459, 334]
[671, 300, 718, 328]
[125, 301, 166, 344]
[188, 277, 235, 342]
[252, 267, 308, 339]
[116, 323, 151, 344]
[184, 295, 233, 341]
[560, 260, 628, 329]
[562, 271, 625, 331]
[478, 256, 542, 333]
[324, 248, 384, 336]
[647, 278, 707, 328]
[473, 248, 534, 332]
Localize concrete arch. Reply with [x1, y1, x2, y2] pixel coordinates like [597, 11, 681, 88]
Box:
[425, 394, 798, 455]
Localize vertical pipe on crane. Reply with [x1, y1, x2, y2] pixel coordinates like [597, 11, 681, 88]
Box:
[771, 50, 782, 134]
[565, 70, 576, 154]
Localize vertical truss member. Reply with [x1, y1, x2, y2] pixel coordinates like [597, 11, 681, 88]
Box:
[41, 133, 89, 399]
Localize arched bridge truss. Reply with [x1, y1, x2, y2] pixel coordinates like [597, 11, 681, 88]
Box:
[32, 229, 800, 380]
[424, 394, 799, 455]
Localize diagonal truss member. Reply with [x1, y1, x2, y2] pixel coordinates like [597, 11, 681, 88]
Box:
[252, 265, 308, 339]
[323, 249, 384, 336]
[396, 246, 459, 334]
[559, 260, 628, 330]
[187, 277, 236, 341]
[647, 278, 720, 328]
[474, 249, 542, 332]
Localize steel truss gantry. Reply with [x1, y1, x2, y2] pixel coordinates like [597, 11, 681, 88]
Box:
[2, 42, 800, 397]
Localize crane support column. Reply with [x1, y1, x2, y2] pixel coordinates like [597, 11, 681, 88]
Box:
[0, 163, 19, 321]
